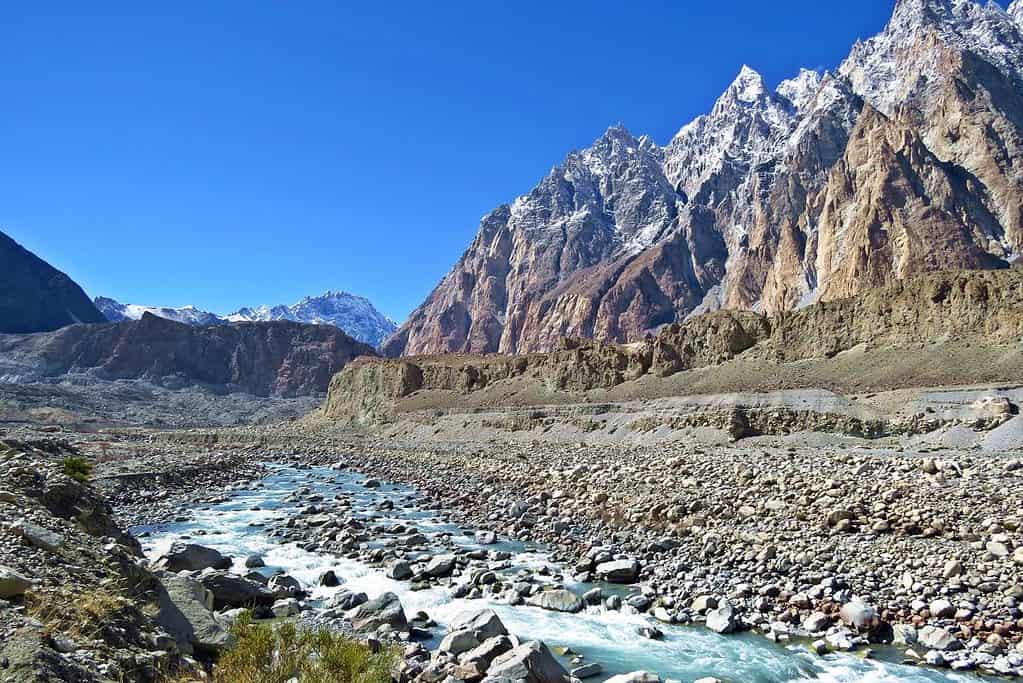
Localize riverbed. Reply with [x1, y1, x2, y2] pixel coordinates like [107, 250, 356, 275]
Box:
[132, 464, 982, 683]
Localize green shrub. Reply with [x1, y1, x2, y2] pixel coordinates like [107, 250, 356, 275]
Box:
[215, 614, 396, 683]
[61, 456, 93, 483]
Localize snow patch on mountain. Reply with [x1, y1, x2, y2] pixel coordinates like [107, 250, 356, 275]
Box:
[94, 298, 225, 326]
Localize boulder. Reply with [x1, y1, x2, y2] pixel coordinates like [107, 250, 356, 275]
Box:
[603, 673, 661, 683]
[155, 572, 233, 655]
[330, 590, 368, 611]
[272, 598, 301, 618]
[389, 560, 413, 581]
[485, 640, 568, 683]
[595, 559, 641, 584]
[450, 609, 509, 641]
[839, 601, 876, 631]
[347, 592, 408, 632]
[157, 543, 232, 572]
[802, 611, 831, 633]
[460, 635, 514, 670]
[319, 570, 341, 587]
[526, 589, 584, 613]
[918, 625, 955, 650]
[268, 573, 303, 597]
[425, 554, 457, 578]
[706, 602, 738, 634]
[929, 599, 955, 619]
[199, 572, 275, 610]
[571, 663, 603, 679]
[0, 566, 32, 599]
[11, 521, 63, 553]
[475, 530, 498, 545]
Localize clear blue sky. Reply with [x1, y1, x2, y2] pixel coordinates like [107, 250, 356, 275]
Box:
[2, 1, 905, 322]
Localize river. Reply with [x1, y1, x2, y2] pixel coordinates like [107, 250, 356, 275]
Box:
[132, 464, 981, 683]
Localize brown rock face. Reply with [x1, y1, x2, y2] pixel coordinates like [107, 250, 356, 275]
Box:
[2, 313, 376, 397]
[385, 0, 1023, 356]
[331, 268, 1023, 423]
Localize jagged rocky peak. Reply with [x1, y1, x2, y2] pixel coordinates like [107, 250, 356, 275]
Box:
[777, 68, 824, 111]
[1011, 0, 1023, 25]
[384, 0, 1023, 357]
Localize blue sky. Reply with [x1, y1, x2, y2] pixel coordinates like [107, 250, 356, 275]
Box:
[2, 1, 905, 322]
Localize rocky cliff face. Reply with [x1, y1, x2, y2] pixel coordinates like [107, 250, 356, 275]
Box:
[1, 313, 376, 397]
[0, 231, 106, 334]
[386, 0, 1023, 356]
[332, 268, 1023, 423]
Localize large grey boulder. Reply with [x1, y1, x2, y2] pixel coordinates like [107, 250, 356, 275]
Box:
[155, 572, 233, 655]
[347, 592, 408, 632]
[484, 640, 568, 683]
[11, 521, 63, 553]
[595, 559, 641, 584]
[526, 589, 584, 613]
[199, 571, 275, 609]
[839, 601, 876, 631]
[425, 554, 457, 578]
[329, 589, 368, 611]
[918, 625, 955, 650]
[0, 566, 32, 599]
[450, 609, 509, 640]
[157, 543, 232, 572]
[706, 602, 739, 634]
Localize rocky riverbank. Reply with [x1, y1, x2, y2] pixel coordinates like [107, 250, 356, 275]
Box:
[82, 422, 1023, 678]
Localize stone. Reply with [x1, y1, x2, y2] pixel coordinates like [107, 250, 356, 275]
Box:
[199, 572, 275, 610]
[347, 592, 408, 632]
[157, 543, 232, 572]
[244, 555, 264, 568]
[929, 599, 955, 619]
[11, 521, 63, 553]
[803, 611, 831, 633]
[892, 624, 918, 646]
[572, 663, 603, 679]
[595, 559, 641, 584]
[424, 554, 456, 578]
[268, 573, 303, 597]
[486, 641, 568, 683]
[943, 560, 963, 578]
[440, 629, 482, 656]
[839, 601, 876, 631]
[0, 566, 32, 599]
[319, 570, 341, 587]
[389, 560, 413, 581]
[706, 602, 738, 634]
[526, 589, 585, 613]
[272, 598, 301, 618]
[449, 609, 508, 641]
[475, 530, 498, 545]
[459, 635, 514, 669]
[691, 595, 718, 613]
[918, 626, 955, 651]
[155, 573, 233, 655]
[329, 590, 368, 611]
[604, 673, 661, 683]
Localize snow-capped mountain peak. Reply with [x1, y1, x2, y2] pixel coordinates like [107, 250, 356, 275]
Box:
[724, 65, 769, 105]
[777, 68, 824, 111]
[95, 291, 398, 348]
[226, 291, 397, 347]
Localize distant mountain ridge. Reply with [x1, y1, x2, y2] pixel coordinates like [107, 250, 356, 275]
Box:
[0, 230, 107, 334]
[385, 0, 1023, 356]
[95, 291, 397, 348]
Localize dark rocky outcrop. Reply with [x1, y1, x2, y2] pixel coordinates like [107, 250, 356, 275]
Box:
[0, 313, 377, 397]
[0, 230, 106, 334]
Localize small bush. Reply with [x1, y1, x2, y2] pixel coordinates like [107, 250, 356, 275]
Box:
[62, 456, 94, 483]
[26, 586, 131, 641]
[215, 614, 396, 683]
